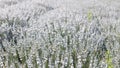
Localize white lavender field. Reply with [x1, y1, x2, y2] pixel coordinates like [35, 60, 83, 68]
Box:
[0, 0, 120, 68]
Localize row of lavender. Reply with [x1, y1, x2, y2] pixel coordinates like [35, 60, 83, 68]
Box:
[0, 0, 120, 68]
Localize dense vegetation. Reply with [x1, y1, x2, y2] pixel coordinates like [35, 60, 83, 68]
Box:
[0, 0, 120, 68]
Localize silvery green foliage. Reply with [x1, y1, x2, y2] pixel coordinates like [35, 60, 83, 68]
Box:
[0, 0, 120, 68]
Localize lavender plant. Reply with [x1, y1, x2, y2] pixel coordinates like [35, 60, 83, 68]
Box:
[0, 0, 120, 68]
